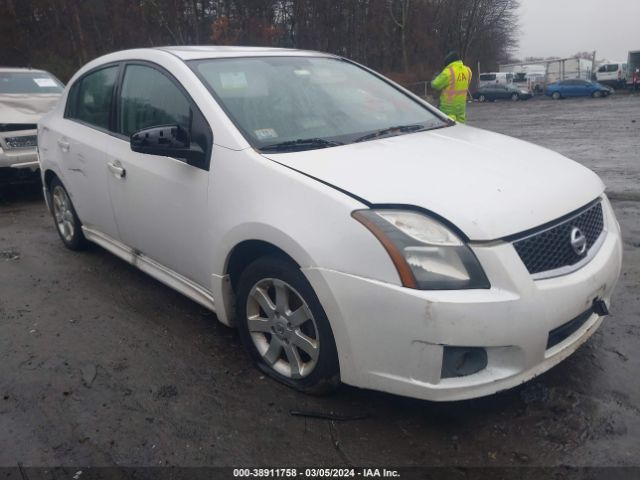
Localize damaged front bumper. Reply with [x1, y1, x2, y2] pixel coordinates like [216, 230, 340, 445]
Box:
[303, 198, 623, 402]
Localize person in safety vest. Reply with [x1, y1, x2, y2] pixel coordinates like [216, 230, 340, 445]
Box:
[431, 51, 473, 123]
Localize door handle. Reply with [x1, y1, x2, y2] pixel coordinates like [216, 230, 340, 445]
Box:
[107, 160, 126, 179]
[57, 139, 70, 152]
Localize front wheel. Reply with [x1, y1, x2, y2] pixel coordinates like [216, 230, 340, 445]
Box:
[235, 256, 340, 395]
[592, 91, 602, 98]
[49, 177, 87, 250]
[511, 93, 519, 101]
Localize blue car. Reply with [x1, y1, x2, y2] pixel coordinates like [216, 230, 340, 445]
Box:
[546, 79, 612, 99]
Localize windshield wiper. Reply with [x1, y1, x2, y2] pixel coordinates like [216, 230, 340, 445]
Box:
[354, 124, 427, 143]
[260, 138, 343, 152]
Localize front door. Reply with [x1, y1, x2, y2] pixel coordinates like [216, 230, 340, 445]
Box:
[106, 63, 213, 288]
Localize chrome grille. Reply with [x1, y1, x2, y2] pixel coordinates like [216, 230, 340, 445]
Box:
[3, 135, 37, 149]
[512, 201, 604, 277]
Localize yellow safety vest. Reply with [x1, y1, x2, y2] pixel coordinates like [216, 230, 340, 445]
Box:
[431, 61, 472, 123]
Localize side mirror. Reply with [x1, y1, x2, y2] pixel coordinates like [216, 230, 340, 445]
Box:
[130, 125, 206, 167]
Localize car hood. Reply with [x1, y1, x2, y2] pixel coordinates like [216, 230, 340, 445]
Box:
[262, 125, 605, 240]
[0, 94, 61, 125]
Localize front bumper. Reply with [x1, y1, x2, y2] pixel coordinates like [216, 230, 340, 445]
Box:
[304, 198, 623, 401]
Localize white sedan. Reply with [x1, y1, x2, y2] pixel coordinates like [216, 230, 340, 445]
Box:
[37, 47, 622, 401]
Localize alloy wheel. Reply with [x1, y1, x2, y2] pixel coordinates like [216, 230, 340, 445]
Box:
[52, 185, 75, 242]
[246, 278, 319, 379]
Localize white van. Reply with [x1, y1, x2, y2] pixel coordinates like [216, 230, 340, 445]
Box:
[478, 72, 513, 88]
[594, 62, 627, 87]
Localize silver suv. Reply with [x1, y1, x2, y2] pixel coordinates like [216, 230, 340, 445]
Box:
[0, 68, 63, 178]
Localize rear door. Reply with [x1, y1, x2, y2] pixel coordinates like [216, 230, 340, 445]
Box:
[106, 62, 213, 288]
[48, 65, 121, 239]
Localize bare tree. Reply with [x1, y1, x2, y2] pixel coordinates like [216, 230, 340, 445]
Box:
[0, 0, 519, 83]
[388, 0, 410, 72]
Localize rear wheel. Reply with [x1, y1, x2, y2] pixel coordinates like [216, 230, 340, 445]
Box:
[511, 93, 519, 101]
[49, 177, 87, 250]
[235, 256, 340, 394]
[478, 94, 486, 102]
[551, 91, 561, 100]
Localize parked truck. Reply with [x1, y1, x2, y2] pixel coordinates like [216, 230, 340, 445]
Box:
[627, 50, 640, 88]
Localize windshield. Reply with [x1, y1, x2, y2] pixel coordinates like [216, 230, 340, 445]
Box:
[190, 56, 447, 151]
[0, 71, 63, 94]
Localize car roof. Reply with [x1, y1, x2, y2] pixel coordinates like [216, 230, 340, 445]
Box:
[155, 45, 336, 61]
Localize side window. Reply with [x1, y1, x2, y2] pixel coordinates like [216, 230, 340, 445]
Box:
[119, 64, 191, 137]
[67, 66, 118, 130]
[598, 65, 606, 73]
[606, 64, 618, 72]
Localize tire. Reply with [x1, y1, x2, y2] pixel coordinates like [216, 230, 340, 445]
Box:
[511, 93, 519, 101]
[235, 255, 340, 395]
[49, 176, 87, 250]
[592, 91, 602, 98]
[551, 91, 561, 100]
[478, 94, 486, 102]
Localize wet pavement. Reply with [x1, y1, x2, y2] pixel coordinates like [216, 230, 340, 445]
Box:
[0, 94, 639, 468]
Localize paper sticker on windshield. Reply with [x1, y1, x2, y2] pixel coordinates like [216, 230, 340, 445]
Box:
[254, 128, 278, 140]
[33, 78, 57, 88]
[300, 117, 327, 129]
[219, 72, 248, 90]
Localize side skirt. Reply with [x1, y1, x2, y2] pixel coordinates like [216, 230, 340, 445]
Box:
[82, 226, 216, 312]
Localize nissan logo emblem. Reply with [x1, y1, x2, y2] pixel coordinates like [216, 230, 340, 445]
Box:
[570, 227, 587, 256]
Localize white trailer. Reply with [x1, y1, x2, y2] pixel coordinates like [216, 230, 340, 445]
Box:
[499, 57, 594, 86]
[546, 58, 593, 83]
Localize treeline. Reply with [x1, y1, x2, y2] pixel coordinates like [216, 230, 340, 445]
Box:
[0, 0, 519, 83]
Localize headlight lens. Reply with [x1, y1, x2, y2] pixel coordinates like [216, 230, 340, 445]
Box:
[353, 210, 490, 290]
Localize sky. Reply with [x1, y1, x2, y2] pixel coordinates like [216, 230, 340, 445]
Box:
[517, 0, 640, 62]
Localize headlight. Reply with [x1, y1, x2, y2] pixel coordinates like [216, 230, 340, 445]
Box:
[352, 210, 490, 290]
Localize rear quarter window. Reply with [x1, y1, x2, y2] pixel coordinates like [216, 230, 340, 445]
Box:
[65, 66, 119, 131]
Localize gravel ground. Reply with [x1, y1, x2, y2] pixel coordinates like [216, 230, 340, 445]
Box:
[0, 94, 639, 470]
